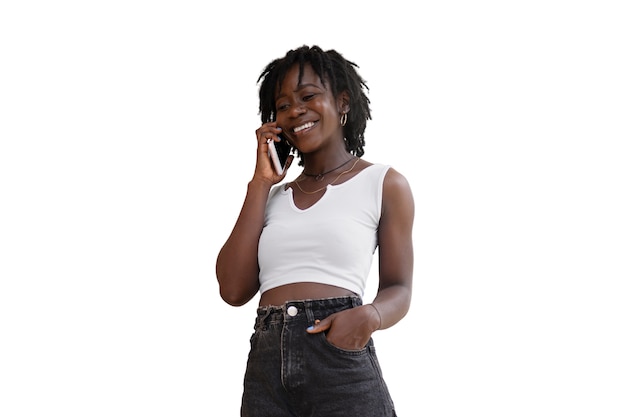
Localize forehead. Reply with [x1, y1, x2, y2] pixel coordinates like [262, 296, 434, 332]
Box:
[277, 63, 326, 95]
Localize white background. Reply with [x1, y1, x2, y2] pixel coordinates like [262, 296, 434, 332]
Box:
[1, 1, 625, 416]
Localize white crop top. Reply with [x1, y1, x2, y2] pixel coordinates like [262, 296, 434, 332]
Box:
[258, 163, 391, 296]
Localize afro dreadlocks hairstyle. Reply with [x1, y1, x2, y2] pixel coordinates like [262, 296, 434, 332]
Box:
[257, 45, 372, 160]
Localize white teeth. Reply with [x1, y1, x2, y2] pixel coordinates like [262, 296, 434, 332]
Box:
[293, 122, 314, 133]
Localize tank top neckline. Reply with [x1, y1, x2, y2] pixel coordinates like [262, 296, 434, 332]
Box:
[281, 163, 379, 212]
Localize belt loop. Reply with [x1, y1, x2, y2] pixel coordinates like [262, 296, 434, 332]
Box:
[256, 307, 272, 329]
[351, 296, 361, 308]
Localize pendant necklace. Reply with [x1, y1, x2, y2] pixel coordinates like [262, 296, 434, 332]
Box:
[294, 157, 360, 195]
[303, 157, 356, 181]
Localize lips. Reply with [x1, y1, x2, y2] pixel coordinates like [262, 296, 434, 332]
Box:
[293, 121, 316, 133]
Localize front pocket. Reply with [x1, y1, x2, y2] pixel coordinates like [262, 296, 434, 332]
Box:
[319, 332, 369, 356]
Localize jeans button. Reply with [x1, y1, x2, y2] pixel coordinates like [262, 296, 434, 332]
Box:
[287, 306, 298, 317]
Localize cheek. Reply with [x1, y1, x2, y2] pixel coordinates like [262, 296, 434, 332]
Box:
[275, 115, 287, 129]
[320, 100, 340, 119]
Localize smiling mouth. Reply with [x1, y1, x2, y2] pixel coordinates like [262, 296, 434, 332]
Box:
[293, 121, 316, 133]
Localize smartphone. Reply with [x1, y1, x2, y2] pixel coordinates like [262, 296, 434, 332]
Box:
[267, 135, 291, 175]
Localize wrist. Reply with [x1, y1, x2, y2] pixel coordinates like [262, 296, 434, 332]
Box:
[248, 177, 273, 191]
[368, 303, 383, 331]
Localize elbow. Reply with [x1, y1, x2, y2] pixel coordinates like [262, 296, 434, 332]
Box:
[220, 290, 250, 307]
[218, 282, 258, 307]
[215, 260, 260, 306]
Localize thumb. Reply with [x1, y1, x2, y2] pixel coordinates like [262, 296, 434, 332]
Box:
[306, 319, 329, 334]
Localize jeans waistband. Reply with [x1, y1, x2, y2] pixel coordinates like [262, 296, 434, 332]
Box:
[255, 295, 362, 329]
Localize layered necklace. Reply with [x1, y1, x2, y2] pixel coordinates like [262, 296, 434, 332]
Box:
[294, 157, 360, 195]
[303, 157, 356, 181]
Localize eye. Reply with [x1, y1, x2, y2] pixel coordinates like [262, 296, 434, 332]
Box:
[302, 94, 316, 101]
[276, 102, 290, 112]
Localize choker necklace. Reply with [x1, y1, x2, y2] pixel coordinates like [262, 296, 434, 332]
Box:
[303, 157, 356, 181]
[294, 158, 360, 195]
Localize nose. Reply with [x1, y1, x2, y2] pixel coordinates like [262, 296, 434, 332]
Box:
[289, 104, 307, 117]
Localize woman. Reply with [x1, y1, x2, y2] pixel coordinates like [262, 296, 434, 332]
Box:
[216, 45, 414, 417]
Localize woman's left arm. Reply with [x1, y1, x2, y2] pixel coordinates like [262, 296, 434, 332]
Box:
[371, 167, 415, 329]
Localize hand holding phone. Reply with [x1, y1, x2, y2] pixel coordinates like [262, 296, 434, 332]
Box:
[267, 136, 291, 175]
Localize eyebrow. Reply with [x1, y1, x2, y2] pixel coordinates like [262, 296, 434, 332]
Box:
[295, 83, 322, 90]
[276, 83, 324, 100]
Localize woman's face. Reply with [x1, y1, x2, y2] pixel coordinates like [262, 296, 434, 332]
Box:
[274, 64, 345, 154]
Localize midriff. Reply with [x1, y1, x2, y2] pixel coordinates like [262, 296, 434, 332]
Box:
[259, 282, 357, 307]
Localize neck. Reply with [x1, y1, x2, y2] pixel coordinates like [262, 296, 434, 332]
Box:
[302, 152, 354, 177]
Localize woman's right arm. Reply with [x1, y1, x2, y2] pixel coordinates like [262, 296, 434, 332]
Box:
[215, 123, 292, 306]
[216, 179, 272, 306]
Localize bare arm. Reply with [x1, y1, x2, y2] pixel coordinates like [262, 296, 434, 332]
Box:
[372, 167, 415, 328]
[215, 123, 293, 306]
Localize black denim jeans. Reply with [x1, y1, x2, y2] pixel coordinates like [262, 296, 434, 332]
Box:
[241, 296, 397, 417]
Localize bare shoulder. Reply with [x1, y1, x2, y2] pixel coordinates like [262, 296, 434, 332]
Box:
[381, 166, 414, 216]
[354, 160, 412, 197]
[383, 166, 412, 194]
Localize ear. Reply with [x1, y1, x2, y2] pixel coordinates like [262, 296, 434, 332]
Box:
[336, 90, 351, 114]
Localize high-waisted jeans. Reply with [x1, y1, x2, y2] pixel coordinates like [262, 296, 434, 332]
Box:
[241, 296, 397, 417]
